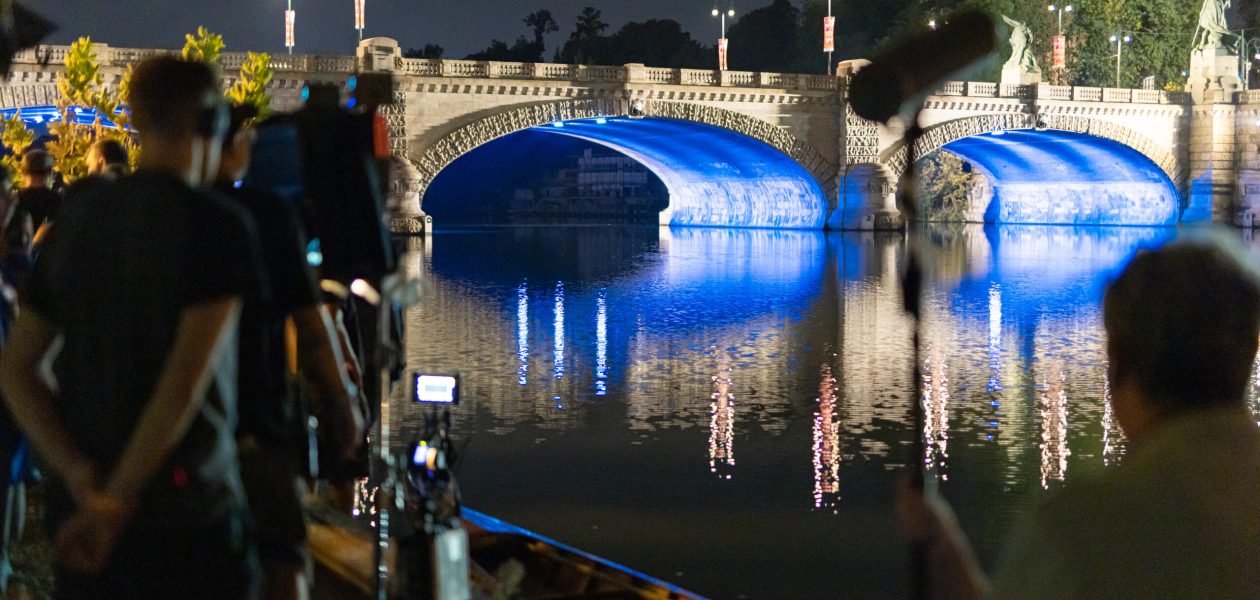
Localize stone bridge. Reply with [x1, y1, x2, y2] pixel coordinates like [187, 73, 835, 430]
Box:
[2, 39, 1257, 230]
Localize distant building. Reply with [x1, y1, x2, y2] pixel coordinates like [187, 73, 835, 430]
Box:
[508, 149, 668, 223]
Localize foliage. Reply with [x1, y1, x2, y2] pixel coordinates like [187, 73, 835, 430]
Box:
[559, 7, 610, 64]
[726, 0, 804, 72]
[465, 10, 557, 62]
[915, 151, 985, 222]
[404, 44, 445, 59]
[45, 37, 128, 184]
[0, 111, 34, 177]
[227, 52, 274, 119]
[182, 26, 224, 65]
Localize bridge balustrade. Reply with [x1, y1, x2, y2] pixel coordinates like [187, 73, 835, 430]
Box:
[1131, 89, 1162, 104]
[1102, 88, 1132, 103]
[1074, 87, 1103, 102]
[1038, 84, 1072, 100]
[1244, 90, 1260, 105]
[968, 82, 998, 97]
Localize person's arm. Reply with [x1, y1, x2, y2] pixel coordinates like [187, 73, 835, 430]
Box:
[0, 310, 95, 503]
[292, 304, 363, 457]
[101, 297, 241, 507]
[897, 476, 991, 600]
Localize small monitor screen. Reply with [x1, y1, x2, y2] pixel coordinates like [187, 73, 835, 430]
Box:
[414, 374, 459, 404]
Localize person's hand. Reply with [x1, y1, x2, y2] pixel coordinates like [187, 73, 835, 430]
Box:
[53, 492, 134, 575]
[896, 473, 957, 546]
[61, 461, 97, 507]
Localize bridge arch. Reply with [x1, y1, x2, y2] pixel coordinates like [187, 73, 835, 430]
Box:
[879, 113, 1183, 226]
[410, 98, 838, 229]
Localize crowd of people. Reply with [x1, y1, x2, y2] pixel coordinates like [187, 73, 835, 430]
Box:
[0, 55, 366, 599]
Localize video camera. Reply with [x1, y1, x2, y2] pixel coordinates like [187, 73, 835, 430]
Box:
[244, 72, 398, 285]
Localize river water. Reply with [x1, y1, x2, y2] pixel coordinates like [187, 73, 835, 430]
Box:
[393, 224, 1260, 599]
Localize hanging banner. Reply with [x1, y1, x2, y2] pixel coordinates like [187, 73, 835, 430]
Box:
[354, 0, 365, 31]
[1053, 35, 1066, 68]
[718, 37, 729, 71]
[285, 9, 296, 49]
[823, 16, 836, 53]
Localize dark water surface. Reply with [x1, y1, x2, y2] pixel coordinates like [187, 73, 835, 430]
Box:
[392, 224, 1260, 599]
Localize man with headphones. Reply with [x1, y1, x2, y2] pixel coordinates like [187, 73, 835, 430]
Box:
[0, 56, 265, 598]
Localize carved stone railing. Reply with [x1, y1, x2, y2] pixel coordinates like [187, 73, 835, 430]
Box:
[1102, 88, 1131, 103]
[1244, 90, 1260, 105]
[927, 81, 1192, 105]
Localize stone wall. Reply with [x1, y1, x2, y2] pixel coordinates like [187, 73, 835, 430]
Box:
[1236, 99, 1260, 225]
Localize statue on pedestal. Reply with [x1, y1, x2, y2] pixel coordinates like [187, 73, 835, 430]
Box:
[1193, 0, 1236, 51]
[1187, 0, 1242, 102]
[1000, 15, 1041, 86]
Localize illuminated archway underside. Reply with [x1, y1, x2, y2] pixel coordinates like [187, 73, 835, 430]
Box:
[535, 117, 827, 228]
[941, 130, 1180, 226]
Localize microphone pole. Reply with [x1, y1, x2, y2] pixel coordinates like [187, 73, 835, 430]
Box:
[846, 12, 995, 599]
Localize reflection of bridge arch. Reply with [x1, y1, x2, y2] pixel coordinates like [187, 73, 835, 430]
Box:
[413, 98, 837, 197]
[880, 113, 1182, 190]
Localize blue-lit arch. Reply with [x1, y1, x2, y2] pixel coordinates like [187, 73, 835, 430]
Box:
[939, 129, 1179, 226]
[0, 105, 125, 129]
[537, 117, 827, 229]
[418, 101, 831, 229]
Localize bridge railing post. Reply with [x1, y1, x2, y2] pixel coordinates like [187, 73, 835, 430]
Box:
[624, 64, 647, 84]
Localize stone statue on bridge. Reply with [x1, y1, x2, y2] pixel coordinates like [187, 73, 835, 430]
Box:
[1192, 0, 1236, 51]
[1000, 15, 1041, 86]
[1187, 0, 1242, 102]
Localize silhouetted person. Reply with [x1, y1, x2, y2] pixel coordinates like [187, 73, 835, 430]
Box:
[215, 104, 363, 600]
[900, 233, 1260, 599]
[0, 56, 264, 599]
[84, 139, 130, 180]
[1, 150, 58, 287]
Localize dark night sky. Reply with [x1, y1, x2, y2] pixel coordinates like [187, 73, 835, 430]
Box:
[31, 0, 727, 59]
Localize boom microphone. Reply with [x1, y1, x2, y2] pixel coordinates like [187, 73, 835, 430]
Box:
[848, 11, 997, 124]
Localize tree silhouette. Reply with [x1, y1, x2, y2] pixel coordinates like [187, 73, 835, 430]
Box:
[560, 7, 610, 64]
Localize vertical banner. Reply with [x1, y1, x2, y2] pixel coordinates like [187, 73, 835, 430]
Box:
[354, 0, 365, 31]
[285, 9, 296, 49]
[1053, 35, 1066, 68]
[718, 37, 729, 71]
[823, 16, 836, 53]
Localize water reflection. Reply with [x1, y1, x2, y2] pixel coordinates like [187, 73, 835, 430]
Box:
[403, 224, 1217, 599]
[813, 364, 841, 511]
[708, 352, 735, 479]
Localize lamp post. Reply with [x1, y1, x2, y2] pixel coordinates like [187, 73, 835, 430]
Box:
[284, 0, 295, 54]
[823, 0, 835, 75]
[354, 0, 365, 42]
[712, 6, 735, 71]
[1110, 34, 1132, 88]
[1047, 4, 1073, 35]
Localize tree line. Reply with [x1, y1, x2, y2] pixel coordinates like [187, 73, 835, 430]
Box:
[406, 0, 1255, 89]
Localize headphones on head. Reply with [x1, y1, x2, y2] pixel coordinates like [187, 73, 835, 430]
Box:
[197, 98, 231, 139]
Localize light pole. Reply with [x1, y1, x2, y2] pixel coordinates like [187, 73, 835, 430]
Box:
[1047, 4, 1073, 35]
[354, 0, 365, 42]
[284, 0, 295, 54]
[1110, 34, 1131, 88]
[712, 6, 735, 71]
[823, 0, 834, 75]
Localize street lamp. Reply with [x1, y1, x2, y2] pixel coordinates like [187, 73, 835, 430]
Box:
[1244, 38, 1260, 90]
[928, 19, 937, 30]
[1109, 34, 1132, 88]
[1047, 5, 1073, 35]
[354, 0, 365, 42]
[284, 0, 296, 54]
[712, 6, 735, 71]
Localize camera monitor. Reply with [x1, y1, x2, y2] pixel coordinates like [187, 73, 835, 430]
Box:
[413, 374, 460, 405]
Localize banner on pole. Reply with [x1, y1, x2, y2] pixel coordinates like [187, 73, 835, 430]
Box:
[1053, 35, 1066, 68]
[355, 0, 365, 31]
[718, 37, 729, 71]
[823, 16, 836, 53]
[285, 10, 296, 48]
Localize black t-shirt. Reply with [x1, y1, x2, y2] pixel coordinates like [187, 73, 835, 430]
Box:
[11, 186, 60, 230]
[214, 181, 319, 448]
[26, 171, 265, 530]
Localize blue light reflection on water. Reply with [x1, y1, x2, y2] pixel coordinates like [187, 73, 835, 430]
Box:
[402, 224, 1228, 599]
